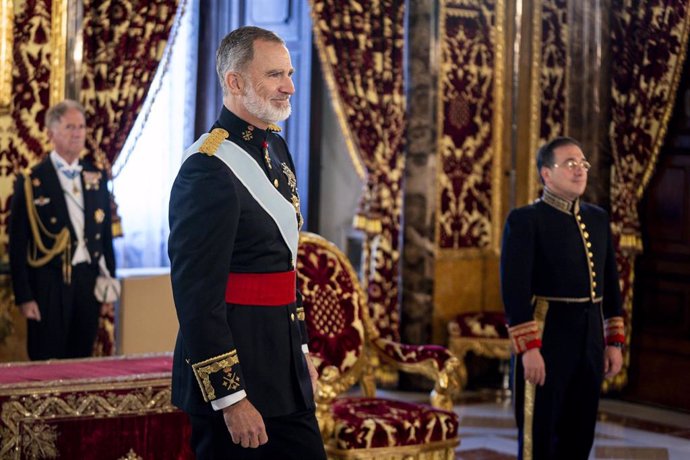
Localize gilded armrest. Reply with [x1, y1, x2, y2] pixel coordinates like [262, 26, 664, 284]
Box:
[371, 337, 460, 410]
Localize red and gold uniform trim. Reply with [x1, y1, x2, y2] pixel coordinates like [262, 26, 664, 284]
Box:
[604, 316, 625, 345]
[508, 321, 542, 354]
[191, 350, 240, 402]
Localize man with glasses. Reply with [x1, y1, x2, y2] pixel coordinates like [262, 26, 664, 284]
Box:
[500, 136, 625, 459]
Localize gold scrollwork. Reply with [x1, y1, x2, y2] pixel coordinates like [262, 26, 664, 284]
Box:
[0, 383, 175, 458]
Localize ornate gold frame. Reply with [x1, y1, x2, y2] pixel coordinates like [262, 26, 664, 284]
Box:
[49, 0, 68, 106]
[0, 0, 12, 110]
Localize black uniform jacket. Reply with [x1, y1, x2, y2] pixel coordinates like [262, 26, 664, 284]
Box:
[9, 156, 115, 305]
[500, 191, 623, 330]
[168, 107, 312, 417]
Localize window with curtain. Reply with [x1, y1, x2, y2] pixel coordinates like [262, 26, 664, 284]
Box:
[112, 1, 198, 269]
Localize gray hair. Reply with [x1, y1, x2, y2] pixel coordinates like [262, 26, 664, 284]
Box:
[45, 99, 86, 129]
[216, 26, 284, 95]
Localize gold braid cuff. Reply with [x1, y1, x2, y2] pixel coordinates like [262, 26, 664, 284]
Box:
[191, 350, 241, 402]
[508, 321, 542, 354]
[23, 172, 72, 283]
[604, 316, 625, 344]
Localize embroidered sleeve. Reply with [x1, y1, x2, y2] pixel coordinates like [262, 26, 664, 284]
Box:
[604, 316, 625, 345]
[191, 350, 243, 402]
[508, 321, 542, 354]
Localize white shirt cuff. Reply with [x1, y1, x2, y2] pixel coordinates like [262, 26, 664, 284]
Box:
[302, 344, 310, 354]
[210, 390, 247, 411]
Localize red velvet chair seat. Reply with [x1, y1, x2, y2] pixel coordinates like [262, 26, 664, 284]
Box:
[453, 312, 509, 339]
[331, 397, 459, 449]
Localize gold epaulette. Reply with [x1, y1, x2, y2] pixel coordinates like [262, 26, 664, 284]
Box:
[199, 128, 229, 156]
[267, 124, 282, 132]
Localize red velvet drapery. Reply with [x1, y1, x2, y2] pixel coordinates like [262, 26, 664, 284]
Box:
[310, 0, 407, 343]
[81, 0, 181, 175]
[608, 0, 690, 389]
[80, 0, 183, 355]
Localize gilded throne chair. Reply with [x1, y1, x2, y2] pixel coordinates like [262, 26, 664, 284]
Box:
[447, 312, 512, 391]
[297, 232, 461, 460]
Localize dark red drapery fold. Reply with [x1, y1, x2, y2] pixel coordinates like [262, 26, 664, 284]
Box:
[310, 0, 407, 344]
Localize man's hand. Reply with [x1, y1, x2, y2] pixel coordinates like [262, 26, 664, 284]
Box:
[222, 398, 268, 448]
[522, 348, 546, 386]
[604, 345, 623, 379]
[19, 301, 41, 321]
[305, 353, 319, 396]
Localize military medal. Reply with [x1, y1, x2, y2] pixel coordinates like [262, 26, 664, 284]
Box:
[262, 141, 272, 170]
[281, 163, 302, 230]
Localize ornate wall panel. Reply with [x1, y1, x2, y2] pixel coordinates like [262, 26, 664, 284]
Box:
[436, 0, 505, 253]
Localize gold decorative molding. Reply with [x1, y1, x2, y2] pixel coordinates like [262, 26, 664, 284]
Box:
[0, 0, 12, 110]
[528, 0, 543, 202]
[49, 0, 68, 106]
[0, 381, 175, 458]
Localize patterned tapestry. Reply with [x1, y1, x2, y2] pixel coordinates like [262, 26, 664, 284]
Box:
[310, 0, 406, 343]
[609, 0, 690, 389]
[436, 0, 505, 252]
[81, 0, 181, 175]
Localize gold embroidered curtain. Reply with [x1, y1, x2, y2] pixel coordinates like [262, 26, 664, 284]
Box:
[80, 0, 181, 178]
[80, 0, 182, 355]
[310, 0, 406, 342]
[608, 0, 690, 389]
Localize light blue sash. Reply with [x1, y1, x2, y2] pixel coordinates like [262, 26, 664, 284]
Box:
[183, 135, 298, 266]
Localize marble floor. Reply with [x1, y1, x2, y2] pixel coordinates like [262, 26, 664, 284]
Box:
[375, 389, 690, 460]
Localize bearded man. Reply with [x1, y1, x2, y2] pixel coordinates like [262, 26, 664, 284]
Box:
[168, 26, 326, 460]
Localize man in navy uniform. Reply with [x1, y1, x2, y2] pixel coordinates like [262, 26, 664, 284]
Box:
[168, 26, 326, 459]
[9, 99, 116, 360]
[500, 136, 625, 459]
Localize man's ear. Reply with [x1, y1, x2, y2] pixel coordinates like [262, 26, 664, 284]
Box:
[540, 166, 551, 185]
[225, 71, 244, 95]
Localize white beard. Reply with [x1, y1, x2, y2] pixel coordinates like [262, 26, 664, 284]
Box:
[243, 83, 291, 124]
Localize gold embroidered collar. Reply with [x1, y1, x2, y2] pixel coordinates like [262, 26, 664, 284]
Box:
[541, 188, 580, 215]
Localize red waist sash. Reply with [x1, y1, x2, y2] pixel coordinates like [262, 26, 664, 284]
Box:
[225, 271, 296, 306]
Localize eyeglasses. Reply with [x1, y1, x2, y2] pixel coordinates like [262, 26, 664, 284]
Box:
[552, 159, 592, 171]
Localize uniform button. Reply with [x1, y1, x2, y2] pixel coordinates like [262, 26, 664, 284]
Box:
[588, 252, 593, 258]
[274, 179, 279, 188]
[580, 223, 586, 229]
[591, 291, 596, 298]
[592, 281, 597, 288]
[95, 233, 101, 240]
[576, 215, 582, 221]
[586, 242, 592, 248]
[584, 231, 589, 239]
[94, 251, 99, 257]
[290, 313, 295, 321]
[50, 217, 57, 224]
[592, 271, 597, 278]
[590, 262, 595, 268]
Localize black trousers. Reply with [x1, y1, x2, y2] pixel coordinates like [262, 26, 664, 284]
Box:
[27, 263, 101, 360]
[513, 301, 605, 460]
[189, 408, 326, 460]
